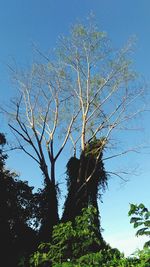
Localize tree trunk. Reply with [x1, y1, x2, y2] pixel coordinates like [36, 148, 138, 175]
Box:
[39, 161, 59, 242]
[62, 141, 108, 249]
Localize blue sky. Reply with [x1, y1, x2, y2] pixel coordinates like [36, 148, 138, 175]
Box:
[0, 0, 150, 256]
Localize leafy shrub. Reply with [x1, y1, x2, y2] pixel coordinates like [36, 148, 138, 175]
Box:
[132, 247, 150, 267]
[128, 203, 150, 248]
[53, 247, 150, 267]
[29, 244, 150, 267]
[30, 206, 104, 266]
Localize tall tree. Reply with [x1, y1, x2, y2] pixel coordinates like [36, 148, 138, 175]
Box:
[7, 64, 78, 240]
[58, 20, 145, 224]
[5, 18, 146, 241]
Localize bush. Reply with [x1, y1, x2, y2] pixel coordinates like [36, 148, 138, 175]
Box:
[30, 206, 104, 266]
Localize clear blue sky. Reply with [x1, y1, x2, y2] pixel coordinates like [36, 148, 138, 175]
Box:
[0, 0, 150, 256]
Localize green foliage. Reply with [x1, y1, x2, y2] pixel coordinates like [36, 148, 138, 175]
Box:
[30, 206, 104, 266]
[133, 247, 150, 267]
[129, 203, 150, 248]
[75, 249, 123, 267]
[51, 247, 150, 267]
[29, 202, 150, 267]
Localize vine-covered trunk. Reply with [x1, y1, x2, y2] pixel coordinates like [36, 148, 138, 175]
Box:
[62, 139, 108, 249]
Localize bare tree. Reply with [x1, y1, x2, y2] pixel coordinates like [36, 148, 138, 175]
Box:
[58, 21, 146, 189]
[4, 18, 147, 241]
[57, 21, 147, 228]
[7, 61, 78, 240]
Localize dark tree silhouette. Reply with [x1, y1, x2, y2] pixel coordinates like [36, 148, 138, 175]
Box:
[0, 133, 38, 266]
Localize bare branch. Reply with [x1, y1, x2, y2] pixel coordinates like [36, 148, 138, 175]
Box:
[55, 110, 80, 161]
[106, 171, 128, 182]
[103, 148, 140, 161]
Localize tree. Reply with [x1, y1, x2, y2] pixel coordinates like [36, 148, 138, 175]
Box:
[6, 59, 78, 240]
[5, 17, 146, 241]
[0, 133, 38, 266]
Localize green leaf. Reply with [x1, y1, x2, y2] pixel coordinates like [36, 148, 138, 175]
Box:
[144, 220, 150, 227]
[130, 217, 142, 223]
[136, 227, 148, 236]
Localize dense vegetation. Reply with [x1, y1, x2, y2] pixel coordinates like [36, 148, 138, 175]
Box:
[29, 206, 150, 267]
[1, 132, 149, 266]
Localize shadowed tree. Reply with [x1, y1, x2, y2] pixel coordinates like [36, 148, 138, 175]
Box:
[0, 133, 38, 266]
